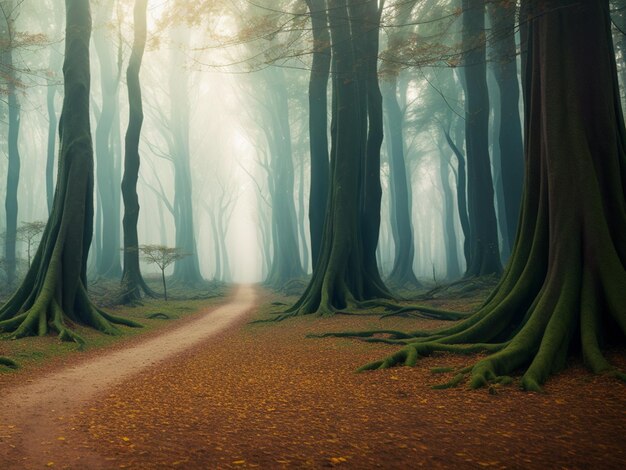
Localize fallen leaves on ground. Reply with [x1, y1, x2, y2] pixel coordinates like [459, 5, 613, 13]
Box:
[55, 291, 626, 469]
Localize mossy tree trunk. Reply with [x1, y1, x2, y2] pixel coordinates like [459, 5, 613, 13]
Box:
[305, 0, 331, 269]
[462, 0, 502, 277]
[0, 0, 140, 343]
[338, 0, 626, 391]
[286, 0, 391, 317]
[120, 0, 155, 304]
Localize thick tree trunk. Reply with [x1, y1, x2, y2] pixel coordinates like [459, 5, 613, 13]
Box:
[488, 0, 524, 257]
[346, 0, 626, 391]
[120, 0, 154, 304]
[0, 0, 140, 343]
[305, 0, 330, 269]
[286, 0, 390, 317]
[2, 1, 20, 286]
[462, 0, 502, 277]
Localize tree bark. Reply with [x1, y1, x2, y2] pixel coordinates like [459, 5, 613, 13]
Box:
[286, 0, 390, 317]
[349, 0, 626, 391]
[2, 0, 20, 286]
[169, 27, 204, 285]
[46, 5, 64, 215]
[0, 0, 140, 343]
[305, 0, 330, 269]
[488, 0, 524, 257]
[93, 0, 122, 278]
[382, 79, 420, 287]
[461, 0, 502, 277]
[263, 66, 304, 288]
[120, 0, 155, 304]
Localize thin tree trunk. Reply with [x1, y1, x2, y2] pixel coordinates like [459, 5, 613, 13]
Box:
[2, 1, 20, 286]
[120, 0, 154, 304]
[462, 0, 502, 277]
[93, 0, 122, 278]
[488, 0, 524, 256]
[169, 28, 203, 285]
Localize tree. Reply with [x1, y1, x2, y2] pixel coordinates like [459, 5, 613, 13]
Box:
[0, 0, 140, 344]
[169, 27, 204, 285]
[120, 0, 155, 304]
[380, 0, 422, 288]
[487, 0, 524, 256]
[461, 0, 502, 277]
[17, 220, 46, 267]
[285, 0, 391, 317]
[44, 0, 64, 214]
[1, 0, 21, 287]
[139, 245, 188, 301]
[305, 0, 330, 269]
[323, 0, 626, 391]
[92, 0, 123, 278]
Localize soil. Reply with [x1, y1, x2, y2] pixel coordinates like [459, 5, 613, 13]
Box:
[1, 285, 625, 469]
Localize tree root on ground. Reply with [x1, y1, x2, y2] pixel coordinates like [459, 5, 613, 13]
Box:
[0, 356, 18, 369]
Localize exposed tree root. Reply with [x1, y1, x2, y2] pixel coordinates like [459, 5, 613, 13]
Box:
[0, 356, 18, 369]
[0, 278, 141, 346]
[411, 275, 499, 301]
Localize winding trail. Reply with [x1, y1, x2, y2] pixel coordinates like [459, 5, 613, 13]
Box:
[0, 285, 256, 469]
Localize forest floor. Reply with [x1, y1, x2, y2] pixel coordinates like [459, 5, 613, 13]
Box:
[1, 284, 625, 469]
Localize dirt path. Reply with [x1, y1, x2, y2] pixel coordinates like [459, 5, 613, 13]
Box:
[0, 285, 256, 469]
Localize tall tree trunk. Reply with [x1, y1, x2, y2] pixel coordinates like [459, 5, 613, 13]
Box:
[442, 121, 470, 268]
[351, 0, 626, 391]
[0, 0, 140, 343]
[382, 79, 420, 287]
[120, 0, 154, 304]
[169, 28, 203, 285]
[286, 0, 390, 317]
[2, 1, 20, 286]
[208, 209, 221, 281]
[305, 0, 330, 269]
[297, 156, 309, 274]
[46, 5, 64, 215]
[439, 151, 461, 280]
[462, 0, 502, 277]
[488, 0, 524, 256]
[264, 67, 304, 287]
[93, 0, 122, 278]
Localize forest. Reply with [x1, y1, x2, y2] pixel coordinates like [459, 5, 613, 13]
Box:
[0, 0, 625, 468]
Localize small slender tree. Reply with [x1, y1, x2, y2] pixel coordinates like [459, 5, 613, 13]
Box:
[17, 221, 47, 268]
[139, 245, 188, 301]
